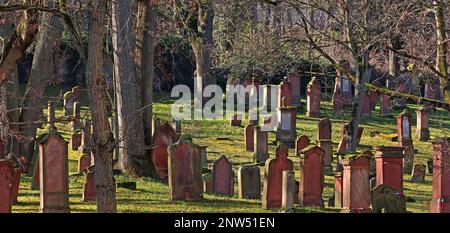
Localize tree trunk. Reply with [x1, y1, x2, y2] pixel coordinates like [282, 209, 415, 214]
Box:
[433, 1, 449, 103]
[0, 70, 20, 157]
[19, 4, 63, 162]
[112, 0, 148, 177]
[86, 0, 117, 213]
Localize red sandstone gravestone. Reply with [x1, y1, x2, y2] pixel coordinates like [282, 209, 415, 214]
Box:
[0, 160, 15, 213]
[262, 144, 294, 209]
[288, 74, 301, 107]
[10, 167, 21, 205]
[82, 168, 96, 202]
[78, 154, 91, 173]
[212, 156, 234, 196]
[278, 80, 292, 107]
[380, 94, 391, 117]
[168, 139, 203, 201]
[299, 145, 325, 208]
[306, 77, 321, 118]
[340, 154, 371, 213]
[295, 135, 310, 156]
[430, 138, 450, 213]
[245, 124, 255, 152]
[374, 146, 404, 192]
[396, 111, 414, 174]
[151, 122, 179, 180]
[238, 165, 261, 199]
[254, 126, 269, 164]
[416, 107, 430, 141]
[318, 119, 333, 175]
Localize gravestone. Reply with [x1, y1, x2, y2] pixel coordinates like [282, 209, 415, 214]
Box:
[278, 80, 292, 107]
[410, 164, 426, 183]
[396, 111, 414, 174]
[299, 145, 325, 208]
[306, 77, 321, 118]
[427, 159, 433, 174]
[318, 119, 333, 175]
[212, 156, 234, 196]
[82, 167, 96, 202]
[281, 170, 296, 211]
[63, 91, 75, 116]
[362, 91, 372, 117]
[168, 139, 203, 201]
[78, 154, 91, 173]
[288, 74, 301, 107]
[262, 144, 294, 209]
[276, 101, 297, 147]
[10, 167, 21, 205]
[369, 91, 378, 111]
[332, 77, 344, 114]
[230, 113, 242, 127]
[245, 124, 255, 152]
[199, 146, 208, 170]
[424, 81, 440, 101]
[72, 86, 82, 102]
[337, 126, 364, 153]
[340, 76, 353, 105]
[416, 108, 430, 141]
[151, 122, 179, 180]
[254, 126, 269, 164]
[0, 160, 15, 213]
[78, 120, 92, 155]
[430, 138, 450, 213]
[295, 135, 310, 156]
[71, 102, 81, 131]
[334, 172, 343, 208]
[238, 165, 261, 199]
[70, 133, 81, 151]
[374, 146, 404, 192]
[340, 154, 371, 213]
[371, 185, 407, 213]
[39, 102, 70, 213]
[202, 173, 212, 194]
[380, 94, 391, 117]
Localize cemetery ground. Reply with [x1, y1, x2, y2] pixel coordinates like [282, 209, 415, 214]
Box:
[12, 86, 450, 213]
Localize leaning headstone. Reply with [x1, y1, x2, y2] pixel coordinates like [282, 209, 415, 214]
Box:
[340, 154, 372, 213]
[82, 167, 96, 202]
[416, 107, 430, 141]
[262, 144, 294, 209]
[306, 77, 321, 118]
[39, 102, 70, 213]
[374, 146, 404, 192]
[168, 139, 203, 201]
[254, 126, 269, 164]
[238, 165, 261, 199]
[295, 135, 310, 156]
[281, 170, 296, 212]
[245, 124, 255, 152]
[371, 185, 406, 213]
[410, 164, 426, 183]
[396, 111, 414, 174]
[332, 79, 344, 114]
[318, 118, 333, 175]
[152, 122, 179, 180]
[430, 138, 450, 213]
[212, 156, 234, 196]
[299, 145, 325, 208]
[0, 160, 15, 213]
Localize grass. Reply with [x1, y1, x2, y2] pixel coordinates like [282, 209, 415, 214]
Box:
[12, 87, 450, 213]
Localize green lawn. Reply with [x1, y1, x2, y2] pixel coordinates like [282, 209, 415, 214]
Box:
[12, 87, 450, 213]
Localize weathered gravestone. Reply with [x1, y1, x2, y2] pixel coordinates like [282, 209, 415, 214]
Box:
[276, 100, 297, 147]
[430, 138, 450, 213]
[371, 185, 407, 213]
[281, 170, 296, 212]
[0, 160, 15, 213]
[39, 102, 70, 213]
[78, 154, 91, 174]
[238, 165, 261, 199]
[340, 154, 371, 213]
[295, 135, 310, 156]
[288, 74, 301, 107]
[332, 77, 344, 114]
[78, 120, 92, 155]
[416, 107, 430, 141]
[299, 145, 325, 208]
[63, 91, 75, 116]
[152, 122, 179, 180]
[362, 91, 372, 117]
[278, 80, 292, 108]
[306, 77, 321, 118]
[254, 126, 269, 164]
[212, 156, 234, 196]
[245, 124, 255, 152]
[199, 146, 208, 171]
[82, 166, 96, 202]
[10, 167, 21, 205]
[374, 146, 404, 192]
[262, 144, 294, 209]
[334, 172, 343, 208]
[410, 164, 426, 183]
[337, 125, 364, 154]
[318, 118, 333, 175]
[168, 139, 203, 201]
[380, 94, 391, 117]
[396, 111, 414, 174]
[202, 173, 212, 194]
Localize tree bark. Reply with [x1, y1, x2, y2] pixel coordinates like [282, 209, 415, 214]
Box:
[86, 0, 117, 213]
[433, 1, 449, 103]
[112, 0, 148, 177]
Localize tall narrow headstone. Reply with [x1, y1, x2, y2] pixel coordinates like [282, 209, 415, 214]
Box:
[380, 94, 391, 117]
[288, 74, 301, 107]
[430, 138, 450, 213]
[416, 107, 430, 141]
[82, 167, 96, 202]
[340, 154, 371, 213]
[298, 145, 325, 208]
[295, 135, 310, 156]
[254, 126, 269, 164]
[245, 124, 255, 152]
[396, 111, 414, 174]
[199, 146, 208, 170]
[168, 139, 203, 201]
[278, 80, 292, 108]
[332, 77, 344, 114]
[306, 77, 321, 118]
[238, 165, 261, 199]
[262, 144, 294, 209]
[0, 160, 15, 213]
[318, 118, 333, 175]
[374, 146, 404, 192]
[152, 122, 179, 180]
[212, 156, 234, 196]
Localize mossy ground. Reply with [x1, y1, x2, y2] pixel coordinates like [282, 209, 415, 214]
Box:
[12, 86, 450, 213]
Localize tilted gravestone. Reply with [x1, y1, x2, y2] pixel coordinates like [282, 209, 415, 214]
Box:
[299, 145, 325, 208]
[78, 154, 91, 174]
[371, 185, 406, 213]
[152, 122, 179, 181]
[410, 164, 426, 183]
[238, 165, 261, 199]
[0, 160, 16, 213]
[295, 135, 310, 156]
[212, 156, 234, 196]
[306, 77, 321, 118]
[430, 138, 450, 213]
[262, 144, 294, 209]
[168, 139, 203, 201]
[39, 102, 70, 213]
